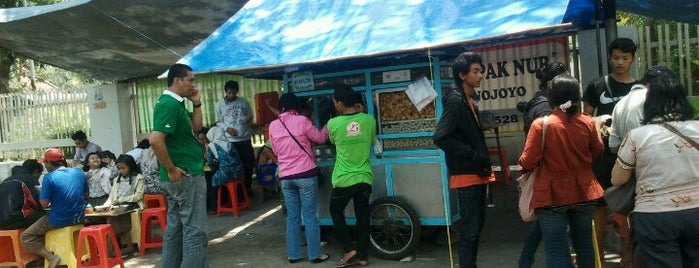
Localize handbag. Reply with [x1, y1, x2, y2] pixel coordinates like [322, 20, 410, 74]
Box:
[279, 119, 325, 186]
[604, 178, 636, 215]
[601, 112, 636, 215]
[604, 123, 699, 215]
[518, 116, 548, 222]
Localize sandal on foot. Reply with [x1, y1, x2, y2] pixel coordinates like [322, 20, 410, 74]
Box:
[311, 254, 330, 263]
[342, 250, 357, 262]
[357, 259, 368, 266]
[336, 258, 358, 268]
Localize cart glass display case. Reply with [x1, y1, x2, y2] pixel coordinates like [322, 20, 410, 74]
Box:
[376, 88, 437, 150]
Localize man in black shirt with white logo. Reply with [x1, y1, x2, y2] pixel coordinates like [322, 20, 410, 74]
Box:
[583, 37, 640, 267]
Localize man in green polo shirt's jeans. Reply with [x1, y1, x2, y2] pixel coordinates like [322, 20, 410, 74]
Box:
[149, 63, 208, 267]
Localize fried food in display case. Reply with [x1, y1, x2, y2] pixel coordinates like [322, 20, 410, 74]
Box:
[377, 89, 437, 134]
[382, 137, 436, 150]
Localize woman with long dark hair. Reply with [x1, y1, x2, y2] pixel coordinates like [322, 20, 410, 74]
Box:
[517, 62, 568, 135]
[517, 62, 568, 268]
[518, 74, 606, 268]
[611, 69, 699, 267]
[104, 154, 144, 210]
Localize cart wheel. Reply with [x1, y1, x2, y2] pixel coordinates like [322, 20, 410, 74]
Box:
[420, 225, 439, 238]
[369, 196, 421, 260]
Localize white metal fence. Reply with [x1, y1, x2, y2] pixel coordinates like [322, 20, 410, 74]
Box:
[637, 22, 698, 96]
[0, 89, 90, 161]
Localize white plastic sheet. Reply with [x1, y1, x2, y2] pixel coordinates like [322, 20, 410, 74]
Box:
[405, 77, 437, 112]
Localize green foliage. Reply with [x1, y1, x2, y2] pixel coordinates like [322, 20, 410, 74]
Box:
[10, 58, 102, 93]
[692, 97, 699, 119]
[618, 12, 646, 27]
[3, 1, 97, 94]
[0, 146, 74, 162]
[0, 0, 62, 8]
[40, 121, 87, 140]
[617, 12, 699, 96]
[4, 104, 88, 141]
[0, 95, 89, 161]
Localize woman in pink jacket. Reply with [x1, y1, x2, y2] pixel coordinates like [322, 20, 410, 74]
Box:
[269, 93, 330, 264]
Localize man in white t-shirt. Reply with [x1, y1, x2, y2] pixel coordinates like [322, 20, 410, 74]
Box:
[609, 66, 669, 152]
[214, 80, 256, 194]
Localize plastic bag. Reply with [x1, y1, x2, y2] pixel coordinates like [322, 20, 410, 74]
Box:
[405, 76, 437, 111]
[517, 169, 538, 222]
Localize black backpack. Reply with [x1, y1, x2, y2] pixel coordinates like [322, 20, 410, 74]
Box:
[0, 179, 38, 226]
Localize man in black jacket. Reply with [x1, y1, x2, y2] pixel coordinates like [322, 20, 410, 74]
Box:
[433, 51, 494, 268]
[516, 62, 568, 136]
[0, 159, 45, 229]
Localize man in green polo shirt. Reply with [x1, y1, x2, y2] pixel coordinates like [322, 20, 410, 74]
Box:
[149, 63, 208, 267]
[328, 84, 376, 267]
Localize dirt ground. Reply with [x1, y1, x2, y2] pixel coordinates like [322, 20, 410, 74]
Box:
[124, 184, 517, 268]
[13, 180, 624, 268]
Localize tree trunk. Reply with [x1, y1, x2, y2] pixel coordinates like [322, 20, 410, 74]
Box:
[0, 48, 15, 94]
[0, 0, 19, 93]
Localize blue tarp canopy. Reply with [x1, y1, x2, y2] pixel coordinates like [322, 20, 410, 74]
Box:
[177, 0, 595, 78]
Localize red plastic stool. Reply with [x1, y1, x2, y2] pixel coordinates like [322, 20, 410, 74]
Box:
[76, 224, 124, 268]
[488, 146, 511, 186]
[140, 207, 167, 256]
[217, 180, 251, 217]
[0, 229, 40, 268]
[143, 194, 166, 209]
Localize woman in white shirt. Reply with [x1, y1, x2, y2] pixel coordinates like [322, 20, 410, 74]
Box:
[611, 69, 699, 268]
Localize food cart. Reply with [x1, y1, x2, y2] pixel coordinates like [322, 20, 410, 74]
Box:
[286, 59, 458, 260]
[280, 34, 571, 259]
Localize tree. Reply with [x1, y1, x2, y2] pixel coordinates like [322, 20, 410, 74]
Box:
[0, 0, 65, 93]
[0, 49, 14, 94]
[618, 12, 699, 95]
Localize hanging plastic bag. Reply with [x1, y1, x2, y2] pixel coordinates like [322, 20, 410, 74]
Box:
[405, 76, 437, 111]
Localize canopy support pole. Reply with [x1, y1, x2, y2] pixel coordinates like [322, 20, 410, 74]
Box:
[594, 0, 605, 77]
[603, 0, 619, 52]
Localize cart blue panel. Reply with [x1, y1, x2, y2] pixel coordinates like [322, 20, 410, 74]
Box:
[317, 158, 456, 226]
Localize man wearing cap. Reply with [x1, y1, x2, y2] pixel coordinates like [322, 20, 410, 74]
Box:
[21, 148, 88, 268]
[215, 80, 255, 194]
[149, 63, 208, 267]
